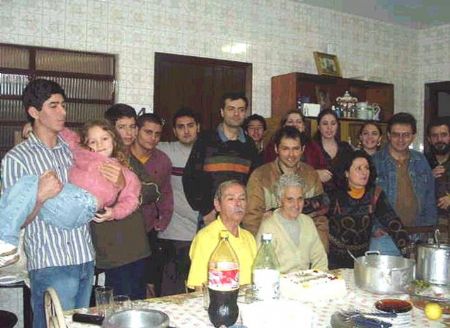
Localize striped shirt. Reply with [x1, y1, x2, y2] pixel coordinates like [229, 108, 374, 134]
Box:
[1, 132, 94, 271]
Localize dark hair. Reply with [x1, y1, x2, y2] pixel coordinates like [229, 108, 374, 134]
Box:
[280, 110, 305, 128]
[314, 109, 339, 140]
[337, 149, 377, 190]
[22, 79, 66, 123]
[358, 121, 382, 136]
[172, 107, 200, 127]
[426, 116, 450, 136]
[273, 126, 307, 148]
[104, 103, 137, 126]
[221, 92, 248, 110]
[136, 113, 164, 129]
[80, 119, 128, 167]
[243, 114, 267, 131]
[387, 112, 417, 134]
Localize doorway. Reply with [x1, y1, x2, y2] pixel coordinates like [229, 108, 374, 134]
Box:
[154, 53, 252, 141]
[424, 81, 450, 151]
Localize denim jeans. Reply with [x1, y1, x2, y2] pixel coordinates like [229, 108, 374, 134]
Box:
[29, 261, 95, 328]
[368, 221, 401, 256]
[0, 175, 97, 246]
[104, 257, 147, 300]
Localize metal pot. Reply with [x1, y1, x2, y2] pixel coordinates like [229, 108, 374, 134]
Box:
[416, 243, 450, 285]
[353, 251, 415, 294]
[102, 309, 169, 328]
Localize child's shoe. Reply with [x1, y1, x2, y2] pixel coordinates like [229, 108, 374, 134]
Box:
[0, 252, 19, 268]
[0, 240, 17, 256]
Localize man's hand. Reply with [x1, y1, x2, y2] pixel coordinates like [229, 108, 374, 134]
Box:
[437, 194, 450, 210]
[203, 209, 217, 226]
[432, 165, 446, 178]
[37, 171, 62, 204]
[93, 207, 114, 223]
[317, 169, 333, 183]
[100, 163, 125, 189]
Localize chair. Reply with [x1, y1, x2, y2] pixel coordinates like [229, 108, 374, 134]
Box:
[44, 287, 66, 328]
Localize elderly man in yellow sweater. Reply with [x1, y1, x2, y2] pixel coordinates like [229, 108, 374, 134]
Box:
[256, 174, 328, 273]
[187, 180, 257, 289]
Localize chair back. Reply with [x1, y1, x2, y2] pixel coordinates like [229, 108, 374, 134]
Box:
[44, 287, 66, 328]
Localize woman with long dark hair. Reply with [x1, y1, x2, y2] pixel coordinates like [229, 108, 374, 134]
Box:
[305, 109, 353, 192]
[327, 150, 409, 269]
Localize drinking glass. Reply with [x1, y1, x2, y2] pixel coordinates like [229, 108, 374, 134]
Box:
[95, 286, 113, 317]
[113, 295, 131, 312]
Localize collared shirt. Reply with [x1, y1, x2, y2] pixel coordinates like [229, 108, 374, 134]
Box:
[217, 123, 246, 143]
[1, 132, 94, 271]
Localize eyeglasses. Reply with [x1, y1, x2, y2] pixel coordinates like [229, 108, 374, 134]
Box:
[390, 132, 412, 139]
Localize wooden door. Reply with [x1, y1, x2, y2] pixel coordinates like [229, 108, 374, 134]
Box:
[154, 53, 252, 141]
[424, 81, 450, 151]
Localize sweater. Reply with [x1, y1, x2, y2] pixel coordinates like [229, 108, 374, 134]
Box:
[327, 185, 409, 269]
[139, 148, 174, 232]
[242, 158, 329, 250]
[60, 128, 141, 220]
[157, 141, 199, 241]
[256, 210, 328, 273]
[183, 125, 260, 215]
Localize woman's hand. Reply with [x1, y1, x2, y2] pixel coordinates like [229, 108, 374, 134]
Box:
[437, 194, 450, 210]
[93, 207, 114, 222]
[100, 163, 125, 189]
[316, 169, 333, 183]
[372, 228, 387, 238]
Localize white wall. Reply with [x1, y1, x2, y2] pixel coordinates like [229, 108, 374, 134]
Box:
[0, 0, 448, 142]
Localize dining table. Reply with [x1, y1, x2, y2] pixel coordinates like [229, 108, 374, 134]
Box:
[65, 269, 449, 327]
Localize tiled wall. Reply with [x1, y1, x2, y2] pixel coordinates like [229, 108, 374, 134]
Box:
[0, 0, 448, 142]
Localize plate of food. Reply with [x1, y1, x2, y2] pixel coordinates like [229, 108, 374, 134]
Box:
[406, 280, 450, 314]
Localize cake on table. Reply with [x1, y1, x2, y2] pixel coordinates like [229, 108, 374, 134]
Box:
[279, 269, 347, 302]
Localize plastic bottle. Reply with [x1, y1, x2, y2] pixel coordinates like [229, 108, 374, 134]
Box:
[252, 233, 280, 301]
[207, 230, 239, 328]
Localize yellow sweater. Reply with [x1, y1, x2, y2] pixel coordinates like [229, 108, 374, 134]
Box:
[187, 216, 257, 288]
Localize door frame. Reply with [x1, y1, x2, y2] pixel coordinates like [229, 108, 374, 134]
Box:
[424, 81, 450, 151]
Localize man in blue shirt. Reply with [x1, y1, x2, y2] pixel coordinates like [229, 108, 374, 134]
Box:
[371, 112, 437, 254]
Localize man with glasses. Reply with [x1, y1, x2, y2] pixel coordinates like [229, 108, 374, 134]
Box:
[372, 112, 437, 254]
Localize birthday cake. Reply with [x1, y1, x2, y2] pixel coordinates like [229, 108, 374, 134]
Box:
[279, 270, 347, 302]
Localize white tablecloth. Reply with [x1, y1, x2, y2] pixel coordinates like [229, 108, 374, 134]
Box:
[66, 269, 449, 327]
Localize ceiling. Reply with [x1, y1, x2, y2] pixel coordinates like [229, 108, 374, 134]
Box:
[299, 0, 450, 29]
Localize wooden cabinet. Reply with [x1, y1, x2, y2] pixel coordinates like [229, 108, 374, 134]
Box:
[271, 72, 393, 146]
[272, 72, 393, 120]
[0, 43, 116, 158]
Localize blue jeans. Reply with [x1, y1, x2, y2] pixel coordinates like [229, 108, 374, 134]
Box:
[104, 257, 147, 300]
[29, 261, 95, 328]
[0, 175, 97, 246]
[369, 223, 401, 256]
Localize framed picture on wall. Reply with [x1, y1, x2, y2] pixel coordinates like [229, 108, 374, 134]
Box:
[313, 52, 342, 77]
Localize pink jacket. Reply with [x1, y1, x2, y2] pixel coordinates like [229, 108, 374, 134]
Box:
[60, 128, 141, 220]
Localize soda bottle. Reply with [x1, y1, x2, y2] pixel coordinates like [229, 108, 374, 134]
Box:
[252, 233, 280, 301]
[207, 230, 239, 328]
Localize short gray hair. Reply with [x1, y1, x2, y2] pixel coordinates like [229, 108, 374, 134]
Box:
[214, 180, 246, 201]
[276, 174, 305, 201]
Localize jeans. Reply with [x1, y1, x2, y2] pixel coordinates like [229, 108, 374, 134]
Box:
[104, 257, 147, 300]
[369, 235, 402, 256]
[0, 175, 97, 246]
[29, 261, 94, 328]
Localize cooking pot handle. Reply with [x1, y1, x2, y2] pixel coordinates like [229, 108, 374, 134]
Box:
[364, 251, 381, 256]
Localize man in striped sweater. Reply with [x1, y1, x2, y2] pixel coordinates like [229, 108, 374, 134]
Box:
[183, 92, 260, 228]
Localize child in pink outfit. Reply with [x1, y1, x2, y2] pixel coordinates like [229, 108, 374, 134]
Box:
[61, 123, 141, 220]
[0, 120, 141, 265]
